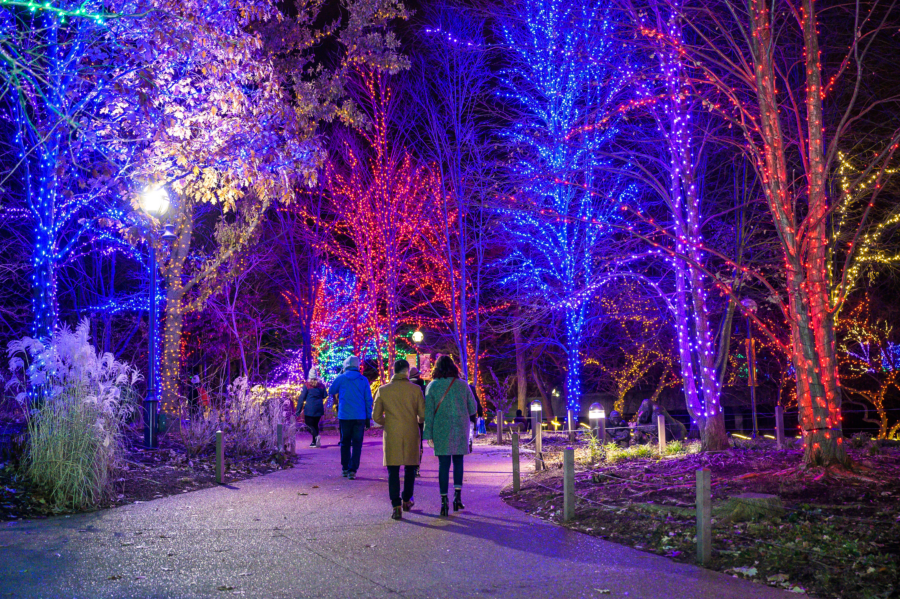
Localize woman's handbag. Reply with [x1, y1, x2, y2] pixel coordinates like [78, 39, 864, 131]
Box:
[427, 378, 457, 448]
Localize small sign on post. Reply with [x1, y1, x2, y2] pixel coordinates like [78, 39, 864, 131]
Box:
[563, 447, 575, 522]
[696, 468, 712, 565]
[512, 433, 520, 494]
[215, 430, 224, 485]
[657, 414, 666, 454]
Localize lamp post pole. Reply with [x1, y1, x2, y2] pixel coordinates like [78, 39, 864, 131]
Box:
[741, 299, 759, 439]
[144, 236, 160, 449]
[141, 185, 174, 449]
[412, 330, 424, 371]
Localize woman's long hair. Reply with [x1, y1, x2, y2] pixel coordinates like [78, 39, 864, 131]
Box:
[431, 355, 460, 379]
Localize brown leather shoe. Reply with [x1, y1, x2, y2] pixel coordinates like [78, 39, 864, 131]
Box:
[402, 497, 415, 512]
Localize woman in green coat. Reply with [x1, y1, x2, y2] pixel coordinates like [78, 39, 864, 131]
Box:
[423, 355, 478, 517]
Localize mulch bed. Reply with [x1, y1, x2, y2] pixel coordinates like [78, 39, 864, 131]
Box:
[0, 426, 301, 521]
[501, 441, 900, 599]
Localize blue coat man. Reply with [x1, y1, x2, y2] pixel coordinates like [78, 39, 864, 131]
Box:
[328, 356, 373, 478]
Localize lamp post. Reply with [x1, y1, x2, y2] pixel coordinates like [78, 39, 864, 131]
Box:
[530, 399, 542, 470]
[741, 298, 759, 439]
[141, 186, 175, 449]
[411, 330, 424, 370]
[589, 402, 605, 443]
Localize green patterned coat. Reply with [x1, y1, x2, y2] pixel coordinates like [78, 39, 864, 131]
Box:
[423, 377, 477, 456]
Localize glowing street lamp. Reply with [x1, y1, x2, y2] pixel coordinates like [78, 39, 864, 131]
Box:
[141, 185, 170, 218]
[411, 330, 424, 370]
[530, 400, 543, 470]
[140, 185, 174, 449]
[589, 402, 606, 443]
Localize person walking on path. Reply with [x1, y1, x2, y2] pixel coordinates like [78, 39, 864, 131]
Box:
[297, 370, 326, 448]
[328, 356, 373, 479]
[372, 359, 426, 520]
[409, 367, 427, 477]
[423, 355, 477, 517]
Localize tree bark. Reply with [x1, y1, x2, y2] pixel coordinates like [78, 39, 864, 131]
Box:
[514, 326, 528, 412]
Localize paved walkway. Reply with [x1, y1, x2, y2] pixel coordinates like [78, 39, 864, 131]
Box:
[0, 436, 796, 599]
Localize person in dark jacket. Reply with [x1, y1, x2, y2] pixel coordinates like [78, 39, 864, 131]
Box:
[513, 409, 531, 432]
[409, 367, 427, 476]
[328, 356, 373, 479]
[297, 370, 326, 448]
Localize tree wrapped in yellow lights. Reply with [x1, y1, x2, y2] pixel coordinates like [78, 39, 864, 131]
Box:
[837, 295, 900, 440]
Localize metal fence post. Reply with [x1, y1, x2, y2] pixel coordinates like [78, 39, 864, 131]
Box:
[657, 414, 666, 454]
[276, 423, 283, 452]
[512, 432, 520, 494]
[497, 410, 504, 444]
[563, 447, 575, 522]
[215, 430, 224, 484]
[696, 468, 711, 565]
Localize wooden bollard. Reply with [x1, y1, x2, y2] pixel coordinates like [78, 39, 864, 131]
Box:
[512, 433, 520, 494]
[657, 414, 666, 454]
[215, 430, 224, 484]
[276, 423, 283, 452]
[696, 468, 711, 565]
[497, 410, 504, 444]
[775, 406, 785, 449]
[563, 447, 575, 522]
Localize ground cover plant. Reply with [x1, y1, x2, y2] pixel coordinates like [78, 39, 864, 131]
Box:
[502, 440, 900, 598]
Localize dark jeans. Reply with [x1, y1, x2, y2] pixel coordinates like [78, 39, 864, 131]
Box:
[387, 465, 417, 507]
[339, 419, 365, 473]
[304, 415, 321, 439]
[437, 455, 464, 495]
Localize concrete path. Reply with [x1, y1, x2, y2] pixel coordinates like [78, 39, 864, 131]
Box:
[0, 436, 796, 599]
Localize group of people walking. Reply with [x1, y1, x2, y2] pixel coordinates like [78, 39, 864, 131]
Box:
[296, 354, 478, 520]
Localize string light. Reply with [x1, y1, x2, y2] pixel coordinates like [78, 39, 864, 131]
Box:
[498, 0, 633, 414]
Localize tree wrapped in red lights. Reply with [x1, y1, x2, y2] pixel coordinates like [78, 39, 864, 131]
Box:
[315, 68, 444, 379]
[640, 0, 900, 466]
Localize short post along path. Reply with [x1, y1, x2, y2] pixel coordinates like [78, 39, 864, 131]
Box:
[0, 436, 796, 598]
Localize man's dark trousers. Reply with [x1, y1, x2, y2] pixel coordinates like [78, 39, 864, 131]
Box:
[339, 419, 366, 473]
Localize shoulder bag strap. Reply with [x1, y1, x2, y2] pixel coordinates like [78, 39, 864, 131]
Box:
[433, 377, 457, 418]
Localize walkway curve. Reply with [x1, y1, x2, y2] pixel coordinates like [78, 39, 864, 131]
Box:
[0, 435, 797, 598]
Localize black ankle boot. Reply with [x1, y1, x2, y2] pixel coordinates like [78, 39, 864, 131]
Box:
[440, 495, 449, 517]
[453, 489, 464, 511]
[392, 506, 402, 520]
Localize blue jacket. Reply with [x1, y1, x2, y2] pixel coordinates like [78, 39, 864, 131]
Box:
[328, 367, 373, 421]
[297, 384, 326, 418]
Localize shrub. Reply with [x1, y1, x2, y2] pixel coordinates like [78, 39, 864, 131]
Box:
[5, 319, 139, 510]
[178, 406, 222, 457]
[663, 439, 684, 455]
[223, 377, 294, 456]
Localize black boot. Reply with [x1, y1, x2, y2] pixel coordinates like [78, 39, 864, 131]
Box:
[392, 506, 402, 520]
[440, 495, 449, 517]
[453, 489, 464, 511]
